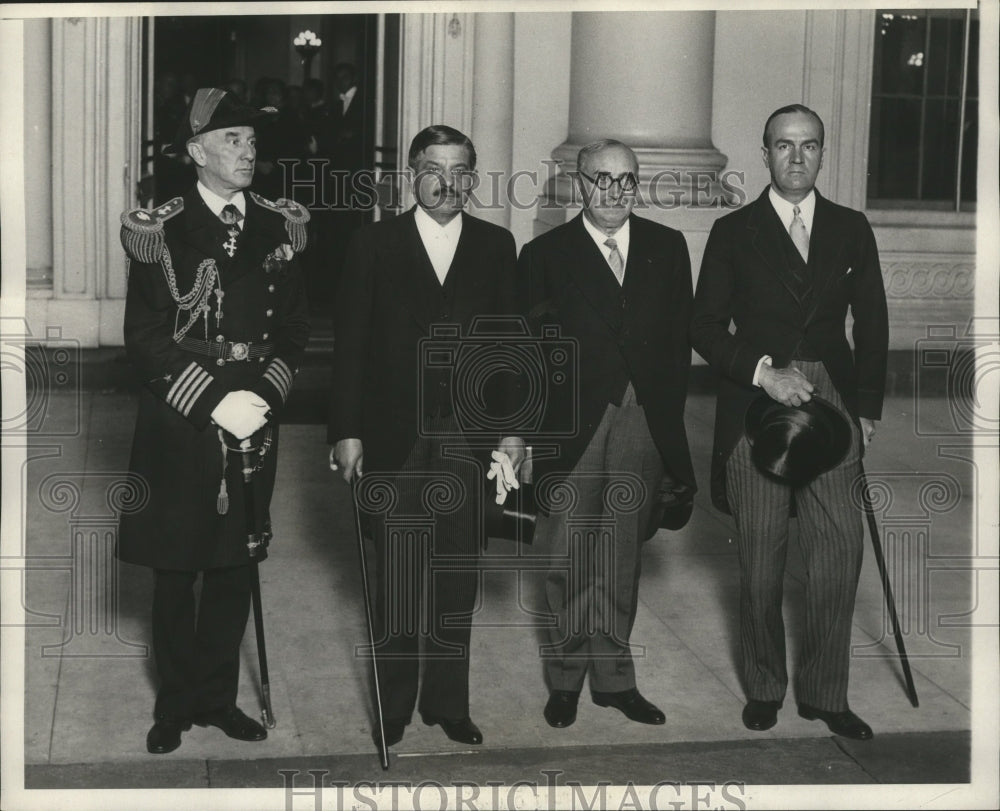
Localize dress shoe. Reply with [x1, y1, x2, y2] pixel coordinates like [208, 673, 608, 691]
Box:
[372, 718, 407, 748]
[193, 705, 267, 741]
[146, 716, 191, 754]
[592, 688, 665, 725]
[798, 704, 873, 740]
[421, 715, 483, 745]
[742, 700, 781, 731]
[544, 690, 579, 728]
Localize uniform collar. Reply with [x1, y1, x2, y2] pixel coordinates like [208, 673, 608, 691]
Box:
[197, 181, 246, 224]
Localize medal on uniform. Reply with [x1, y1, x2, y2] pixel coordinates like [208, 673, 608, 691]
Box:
[223, 227, 239, 258]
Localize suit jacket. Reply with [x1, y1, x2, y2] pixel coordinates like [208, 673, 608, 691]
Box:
[119, 187, 310, 570]
[691, 186, 888, 513]
[327, 207, 519, 472]
[517, 213, 696, 492]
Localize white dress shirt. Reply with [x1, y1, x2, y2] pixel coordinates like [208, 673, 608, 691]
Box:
[414, 205, 462, 284]
[753, 188, 818, 386]
[339, 85, 357, 115]
[582, 213, 630, 282]
[768, 187, 816, 235]
[197, 182, 246, 230]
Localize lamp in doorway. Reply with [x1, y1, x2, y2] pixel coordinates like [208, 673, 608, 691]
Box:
[293, 30, 322, 80]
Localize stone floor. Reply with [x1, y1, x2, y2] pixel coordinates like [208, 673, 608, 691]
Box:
[3, 358, 997, 809]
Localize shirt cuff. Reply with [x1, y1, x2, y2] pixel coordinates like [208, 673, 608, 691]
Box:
[752, 355, 773, 387]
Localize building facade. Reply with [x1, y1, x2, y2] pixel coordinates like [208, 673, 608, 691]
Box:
[11, 9, 981, 351]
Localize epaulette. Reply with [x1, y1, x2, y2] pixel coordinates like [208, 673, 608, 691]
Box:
[120, 197, 184, 263]
[249, 191, 310, 253]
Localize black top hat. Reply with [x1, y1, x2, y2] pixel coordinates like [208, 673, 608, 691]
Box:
[163, 88, 276, 156]
[485, 482, 537, 545]
[744, 395, 853, 487]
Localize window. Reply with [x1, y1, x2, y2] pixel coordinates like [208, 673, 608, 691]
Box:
[867, 8, 978, 211]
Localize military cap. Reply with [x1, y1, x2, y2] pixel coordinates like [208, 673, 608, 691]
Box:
[163, 87, 276, 156]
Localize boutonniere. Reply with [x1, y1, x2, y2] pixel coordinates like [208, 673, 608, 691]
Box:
[263, 243, 294, 275]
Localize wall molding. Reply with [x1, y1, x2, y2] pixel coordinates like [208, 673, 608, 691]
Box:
[881, 256, 976, 299]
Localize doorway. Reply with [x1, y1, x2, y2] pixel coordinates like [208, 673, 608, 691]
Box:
[141, 13, 402, 323]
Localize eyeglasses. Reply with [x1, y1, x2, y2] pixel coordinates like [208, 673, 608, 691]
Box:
[578, 170, 638, 193]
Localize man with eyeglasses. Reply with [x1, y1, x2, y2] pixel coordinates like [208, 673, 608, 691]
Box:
[518, 139, 696, 730]
[329, 125, 524, 749]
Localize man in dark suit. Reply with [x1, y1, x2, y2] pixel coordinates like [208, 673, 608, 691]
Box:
[328, 125, 524, 748]
[118, 88, 310, 754]
[518, 140, 696, 729]
[691, 104, 888, 740]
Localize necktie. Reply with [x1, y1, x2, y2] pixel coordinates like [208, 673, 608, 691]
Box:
[219, 204, 243, 257]
[604, 237, 625, 285]
[790, 205, 810, 263]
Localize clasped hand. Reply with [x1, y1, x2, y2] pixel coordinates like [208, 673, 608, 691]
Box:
[211, 390, 269, 439]
[759, 365, 814, 408]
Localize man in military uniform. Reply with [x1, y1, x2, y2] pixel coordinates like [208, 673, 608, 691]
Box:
[118, 88, 310, 754]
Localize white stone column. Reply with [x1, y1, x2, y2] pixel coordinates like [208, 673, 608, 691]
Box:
[544, 11, 731, 223]
[48, 17, 142, 347]
[397, 13, 475, 210]
[470, 13, 514, 227]
[24, 19, 53, 293]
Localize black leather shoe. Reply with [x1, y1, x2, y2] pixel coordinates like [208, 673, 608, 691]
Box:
[373, 718, 407, 748]
[422, 715, 483, 745]
[544, 690, 580, 728]
[146, 717, 191, 754]
[798, 704, 873, 740]
[193, 705, 267, 741]
[592, 688, 665, 725]
[742, 700, 781, 731]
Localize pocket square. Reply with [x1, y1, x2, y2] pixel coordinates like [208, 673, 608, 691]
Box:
[845, 266, 854, 276]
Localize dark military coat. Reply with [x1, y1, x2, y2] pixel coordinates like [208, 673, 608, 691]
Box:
[117, 187, 310, 571]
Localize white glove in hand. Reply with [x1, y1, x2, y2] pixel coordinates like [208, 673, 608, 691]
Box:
[211, 390, 269, 440]
[486, 450, 520, 505]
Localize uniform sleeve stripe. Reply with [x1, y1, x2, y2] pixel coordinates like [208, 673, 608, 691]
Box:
[262, 359, 294, 402]
[166, 363, 200, 409]
[271, 358, 294, 385]
[265, 358, 293, 386]
[262, 372, 290, 402]
[171, 367, 209, 412]
[180, 376, 213, 417]
[174, 368, 211, 415]
[167, 362, 213, 415]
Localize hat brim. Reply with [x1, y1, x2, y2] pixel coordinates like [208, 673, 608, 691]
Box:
[744, 395, 853, 486]
[162, 104, 277, 157]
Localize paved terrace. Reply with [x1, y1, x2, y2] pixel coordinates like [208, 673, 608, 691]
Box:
[3, 346, 996, 809]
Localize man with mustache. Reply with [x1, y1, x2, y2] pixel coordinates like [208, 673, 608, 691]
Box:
[691, 104, 888, 739]
[518, 139, 696, 730]
[119, 87, 310, 753]
[329, 125, 523, 749]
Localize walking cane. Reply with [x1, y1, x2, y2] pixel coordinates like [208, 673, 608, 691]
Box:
[239, 437, 277, 728]
[350, 475, 390, 770]
[858, 466, 919, 708]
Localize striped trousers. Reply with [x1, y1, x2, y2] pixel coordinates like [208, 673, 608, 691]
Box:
[538, 383, 664, 694]
[725, 360, 863, 712]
